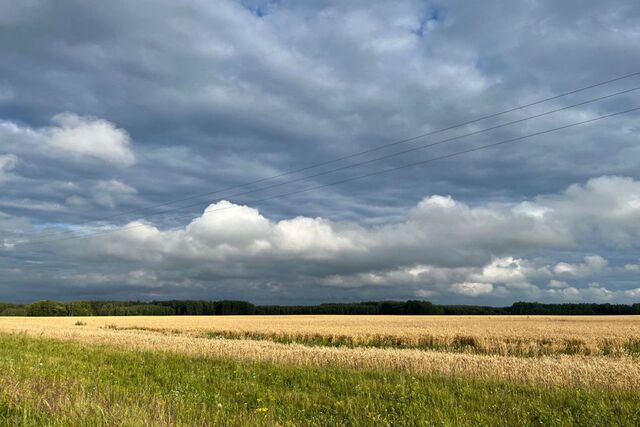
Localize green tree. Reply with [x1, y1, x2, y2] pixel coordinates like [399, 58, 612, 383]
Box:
[65, 301, 93, 316]
[0, 307, 27, 316]
[26, 300, 67, 316]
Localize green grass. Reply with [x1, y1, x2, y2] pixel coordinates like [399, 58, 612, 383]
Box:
[0, 334, 638, 426]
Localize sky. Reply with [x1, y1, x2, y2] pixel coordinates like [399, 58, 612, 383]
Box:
[1, 0, 640, 304]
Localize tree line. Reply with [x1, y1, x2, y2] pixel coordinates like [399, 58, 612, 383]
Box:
[1, 300, 640, 316]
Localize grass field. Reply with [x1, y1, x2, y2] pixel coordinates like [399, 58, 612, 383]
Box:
[1, 315, 639, 425]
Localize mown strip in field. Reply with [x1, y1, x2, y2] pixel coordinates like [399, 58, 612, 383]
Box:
[1, 334, 639, 427]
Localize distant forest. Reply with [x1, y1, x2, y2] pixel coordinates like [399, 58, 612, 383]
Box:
[1, 300, 640, 316]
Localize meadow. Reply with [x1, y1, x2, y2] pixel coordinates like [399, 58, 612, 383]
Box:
[1, 315, 639, 425]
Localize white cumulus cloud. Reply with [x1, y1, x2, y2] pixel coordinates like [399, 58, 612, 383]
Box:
[48, 113, 134, 166]
[451, 282, 494, 297]
[0, 113, 135, 166]
[20, 175, 638, 302]
[553, 255, 608, 277]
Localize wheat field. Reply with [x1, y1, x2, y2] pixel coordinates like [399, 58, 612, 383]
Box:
[1, 315, 639, 389]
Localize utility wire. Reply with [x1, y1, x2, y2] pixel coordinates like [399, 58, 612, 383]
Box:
[14, 105, 640, 247]
[81, 87, 640, 218]
[43, 70, 640, 223]
[18, 84, 640, 242]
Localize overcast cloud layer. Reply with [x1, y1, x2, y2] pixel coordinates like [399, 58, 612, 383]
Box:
[1, 0, 639, 303]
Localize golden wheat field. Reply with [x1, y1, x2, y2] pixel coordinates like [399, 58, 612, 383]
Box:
[1, 315, 639, 390]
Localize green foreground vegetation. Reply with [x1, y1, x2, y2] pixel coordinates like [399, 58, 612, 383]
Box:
[0, 334, 639, 426]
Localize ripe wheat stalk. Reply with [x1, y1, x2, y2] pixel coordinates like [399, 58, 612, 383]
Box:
[1, 315, 639, 389]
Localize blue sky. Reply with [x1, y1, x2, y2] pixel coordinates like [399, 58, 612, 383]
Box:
[0, 0, 640, 304]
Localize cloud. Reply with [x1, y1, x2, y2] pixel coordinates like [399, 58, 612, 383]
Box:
[0, 199, 65, 212]
[625, 288, 640, 298]
[92, 179, 137, 208]
[470, 257, 551, 285]
[0, 154, 17, 183]
[624, 263, 640, 271]
[553, 255, 609, 277]
[0, 113, 134, 166]
[5, 175, 634, 303]
[548, 280, 569, 289]
[451, 282, 494, 296]
[47, 113, 135, 166]
[547, 286, 581, 300]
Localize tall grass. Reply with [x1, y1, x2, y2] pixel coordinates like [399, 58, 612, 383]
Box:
[1, 334, 639, 426]
[12, 314, 638, 357]
[5, 315, 640, 356]
[197, 329, 640, 356]
[2, 316, 640, 389]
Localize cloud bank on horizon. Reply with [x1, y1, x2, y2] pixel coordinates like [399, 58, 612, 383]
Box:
[0, 0, 639, 303]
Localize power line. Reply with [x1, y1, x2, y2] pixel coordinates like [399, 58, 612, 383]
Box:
[15, 105, 639, 247]
[19, 84, 640, 242]
[44, 70, 640, 223]
[89, 86, 639, 218]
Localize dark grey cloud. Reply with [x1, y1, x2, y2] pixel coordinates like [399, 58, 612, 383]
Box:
[0, 0, 639, 303]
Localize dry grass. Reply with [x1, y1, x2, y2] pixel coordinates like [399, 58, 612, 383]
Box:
[1, 315, 640, 389]
[5, 314, 640, 356]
